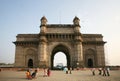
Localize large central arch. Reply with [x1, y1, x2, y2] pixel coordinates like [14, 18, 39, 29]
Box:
[51, 44, 70, 69]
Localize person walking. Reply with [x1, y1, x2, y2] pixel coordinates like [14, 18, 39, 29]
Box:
[106, 67, 110, 76]
[69, 67, 72, 74]
[102, 67, 106, 76]
[64, 67, 68, 74]
[98, 68, 102, 75]
[91, 68, 95, 75]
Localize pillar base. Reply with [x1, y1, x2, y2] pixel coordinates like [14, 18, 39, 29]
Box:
[79, 61, 84, 68]
[38, 61, 48, 68]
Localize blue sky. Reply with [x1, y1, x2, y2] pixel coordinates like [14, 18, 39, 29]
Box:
[0, 0, 120, 65]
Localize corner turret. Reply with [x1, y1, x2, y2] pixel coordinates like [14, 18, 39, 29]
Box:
[73, 16, 81, 34]
[73, 16, 80, 26]
[40, 16, 47, 34]
[40, 16, 47, 26]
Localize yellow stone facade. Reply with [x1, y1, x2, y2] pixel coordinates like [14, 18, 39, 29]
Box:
[13, 16, 106, 68]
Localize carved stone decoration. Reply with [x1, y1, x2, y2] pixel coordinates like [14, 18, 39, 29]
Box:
[13, 16, 106, 68]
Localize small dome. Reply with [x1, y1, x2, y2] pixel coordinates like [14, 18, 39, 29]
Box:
[73, 16, 80, 22]
[73, 16, 80, 25]
[41, 16, 47, 21]
[40, 16, 47, 26]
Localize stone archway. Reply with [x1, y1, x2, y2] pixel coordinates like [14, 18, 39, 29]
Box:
[85, 49, 96, 67]
[25, 48, 37, 68]
[51, 44, 70, 70]
[14, 16, 106, 68]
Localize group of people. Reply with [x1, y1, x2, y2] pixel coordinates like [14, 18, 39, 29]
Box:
[100, 67, 110, 76]
[63, 67, 72, 74]
[91, 67, 110, 76]
[26, 69, 38, 80]
[43, 68, 51, 77]
[26, 68, 51, 79]
[25, 66, 110, 80]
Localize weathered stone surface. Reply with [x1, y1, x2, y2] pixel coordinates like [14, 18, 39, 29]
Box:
[13, 16, 106, 68]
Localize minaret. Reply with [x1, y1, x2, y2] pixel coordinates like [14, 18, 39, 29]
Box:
[73, 16, 84, 67]
[73, 16, 80, 25]
[73, 16, 81, 33]
[73, 16, 82, 41]
[39, 16, 47, 42]
[40, 16, 47, 33]
[38, 16, 48, 67]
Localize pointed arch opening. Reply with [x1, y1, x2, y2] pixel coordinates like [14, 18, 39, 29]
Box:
[85, 49, 96, 67]
[54, 52, 67, 69]
[28, 59, 33, 68]
[51, 44, 70, 70]
[87, 58, 93, 67]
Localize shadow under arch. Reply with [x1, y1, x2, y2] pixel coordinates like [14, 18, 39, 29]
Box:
[51, 44, 70, 70]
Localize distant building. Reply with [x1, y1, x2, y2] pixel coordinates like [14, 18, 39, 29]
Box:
[56, 63, 63, 67]
[13, 16, 106, 69]
[0, 63, 14, 67]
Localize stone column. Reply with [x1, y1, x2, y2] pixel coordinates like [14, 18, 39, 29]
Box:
[38, 40, 48, 68]
[73, 16, 84, 67]
[74, 41, 84, 67]
[38, 16, 48, 68]
[14, 45, 25, 67]
[96, 45, 105, 67]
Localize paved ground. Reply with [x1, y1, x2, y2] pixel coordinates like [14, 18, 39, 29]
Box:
[0, 70, 120, 81]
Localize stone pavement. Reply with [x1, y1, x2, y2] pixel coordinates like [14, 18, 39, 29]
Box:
[0, 70, 120, 81]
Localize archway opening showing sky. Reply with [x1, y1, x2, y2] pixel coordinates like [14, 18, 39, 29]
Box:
[54, 52, 67, 67]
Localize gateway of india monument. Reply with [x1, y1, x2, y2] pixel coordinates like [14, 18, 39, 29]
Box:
[13, 16, 106, 69]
